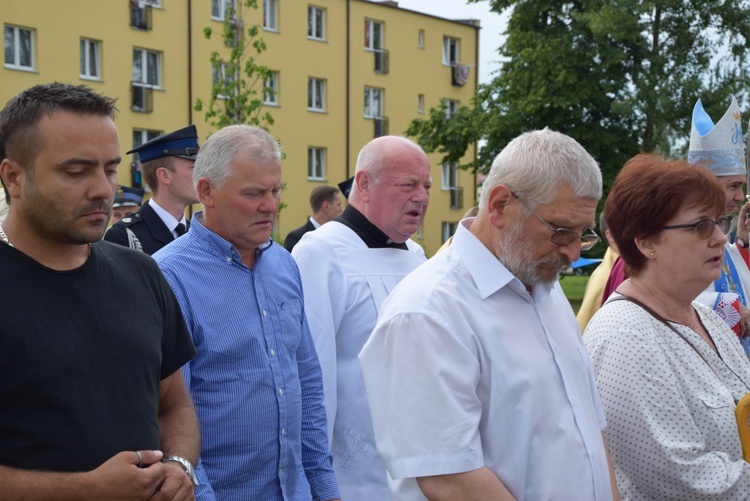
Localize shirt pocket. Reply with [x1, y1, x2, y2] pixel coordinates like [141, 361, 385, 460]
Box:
[276, 298, 303, 352]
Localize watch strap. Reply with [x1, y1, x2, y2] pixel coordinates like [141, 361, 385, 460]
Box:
[162, 455, 199, 487]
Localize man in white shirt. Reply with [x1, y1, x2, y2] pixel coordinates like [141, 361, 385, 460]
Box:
[292, 135, 432, 499]
[105, 125, 199, 254]
[360, 129, 620, 500]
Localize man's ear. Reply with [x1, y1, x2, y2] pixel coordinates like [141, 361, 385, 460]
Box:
[196, 178, 213, 207]
[0, 159, 24, 199]
[486, 184, 513, 229]
[155, 166, 171, 186]
[354, 170, 369, 200]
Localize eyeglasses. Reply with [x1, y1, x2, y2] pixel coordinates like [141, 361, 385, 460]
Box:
[661, 216, 732, 239]
[513, 193, 601, 251]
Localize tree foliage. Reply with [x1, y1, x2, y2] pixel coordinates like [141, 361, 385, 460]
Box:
[194, 0, 274, 130]
[407, 0, 750, 192]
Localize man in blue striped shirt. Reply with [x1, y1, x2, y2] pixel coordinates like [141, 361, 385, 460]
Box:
[154, 125, 340, 500]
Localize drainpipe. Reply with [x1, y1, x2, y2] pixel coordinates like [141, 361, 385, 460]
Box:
[346, 0, 351, 179]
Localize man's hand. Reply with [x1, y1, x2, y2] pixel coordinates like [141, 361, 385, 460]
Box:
[85, 450, 168, 500]
[148, 461, 195, 501]
[736, 201, 750, 244]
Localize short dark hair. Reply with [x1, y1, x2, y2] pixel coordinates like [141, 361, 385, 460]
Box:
[140, 156, 175, 194]
[310, 185, 339, 212]
[0, 82, 117, 202]
[605, 154, 725, 276]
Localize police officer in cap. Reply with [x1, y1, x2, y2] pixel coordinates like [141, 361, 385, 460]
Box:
[105, 125, 199, 255]
[110, 185, 145, 225]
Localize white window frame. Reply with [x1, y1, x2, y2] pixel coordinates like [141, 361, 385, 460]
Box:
[418, 94, 425, 114]
[441, 162, 458, 190]
[308, 77, 325, 112]
[4, 25, 34, 70]
[143, 0, 162, 6]
[308, 6, 325, 41]
[364, 86, 383, 118]
[308, 147, 326, 180]
[442, 36, 460, 66]
[263, 0, 278, 31]
[364, 19, 383, 50]
[212, 0, 235, 21]
[418, 29, 425, 49]
[80, 38, 101, 80]
[264, 71, 279, 105]
[442, 221, 458, 243]
[212, 62, 237, 99]
[132, 48, 162, 88]
[444, 98, 459, 118]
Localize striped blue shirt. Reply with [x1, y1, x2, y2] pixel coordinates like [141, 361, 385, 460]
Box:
[154, 214, 339, 501]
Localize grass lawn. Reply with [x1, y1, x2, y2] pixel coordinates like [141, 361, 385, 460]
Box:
[559, 275, 589, 315]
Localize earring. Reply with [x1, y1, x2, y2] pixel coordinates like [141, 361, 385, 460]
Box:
[650, 251, 655, 257]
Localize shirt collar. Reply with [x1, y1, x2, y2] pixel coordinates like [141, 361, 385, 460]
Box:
[189, 212, 272, 266]
[335, 205, 408, 250]
[148, 198, 186, 233]
[309, 216, 322, 229]
[452, 218, 554, 301]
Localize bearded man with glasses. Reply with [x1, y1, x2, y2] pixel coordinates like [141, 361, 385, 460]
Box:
[359, 128, 620, 500]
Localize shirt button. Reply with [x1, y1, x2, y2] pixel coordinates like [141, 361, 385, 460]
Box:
[270, 348, 276, 356]
[278, 387, 284, 395]
[226, 256, 231, 262]
[281, 427, 286, 436]
[279, 469, 284, 475]
[263, 310, 267, 316]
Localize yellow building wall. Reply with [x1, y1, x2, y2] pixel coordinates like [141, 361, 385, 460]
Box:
[0, 0, 479, 256]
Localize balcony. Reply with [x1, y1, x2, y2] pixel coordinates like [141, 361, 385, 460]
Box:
[374, 49, 389, 74]
[373, 116, 389, 138]
[449, 186, 464, 210]
[131, 82, 153, 113]
[130, 2, 152, 31]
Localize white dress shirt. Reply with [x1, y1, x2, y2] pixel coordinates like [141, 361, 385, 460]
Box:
[148, 199, 188, 238]
[360, 219, 612, 500]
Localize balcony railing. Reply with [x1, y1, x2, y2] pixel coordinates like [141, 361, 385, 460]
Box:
[374, 49, 389, 74]
[131, 82, 154, 113]
[373, 116, 389, 138]
[450, 186, 464, 210]
[130, 3, 152, 30]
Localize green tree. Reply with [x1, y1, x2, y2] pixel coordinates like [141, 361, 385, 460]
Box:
[194, 0, 274, 130]
[407, 0, 750, 193]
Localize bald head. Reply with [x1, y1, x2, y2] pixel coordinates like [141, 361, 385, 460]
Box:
[348, 136, 432, 243]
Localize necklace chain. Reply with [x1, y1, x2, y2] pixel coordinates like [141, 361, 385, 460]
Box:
[0, 223, 92, 255]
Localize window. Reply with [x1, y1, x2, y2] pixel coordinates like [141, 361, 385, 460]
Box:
[212, 0, 235, 20]
[132, 129, 161, 187]
[364, 19, 383, 50]
[4, 25, 34, 70]
[143, 0, 161, 5]
[264, 71, 279, 105]
[442, 222, 458, 244]
[132, 48, 161, 87]
[444, 99, 459, 118]
[418, 29, 425, 49]
[308, 6, 325, 41]
[263, 0, 278, 30]
[364, 87, 383, 118]
[212, 62, 237, 99]
[442, 162, 458, 190]
[308, 77, 325, 111]
[80, 38, 101, 80]
[308, 147, 326, 180]
[442, 36, 459, 65]
[418, 94, 425, 114]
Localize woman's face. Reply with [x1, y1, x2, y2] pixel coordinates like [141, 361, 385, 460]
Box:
[648, 205, 728, 289]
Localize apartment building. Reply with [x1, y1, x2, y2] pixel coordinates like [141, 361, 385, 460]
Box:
[1, 0, 479, 254]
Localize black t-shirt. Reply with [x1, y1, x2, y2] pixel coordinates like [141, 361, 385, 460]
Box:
[0, 241, 195, 472]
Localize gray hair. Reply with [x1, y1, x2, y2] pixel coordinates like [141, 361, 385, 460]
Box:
[479, 128, 602, 210]
[193, 125, 281, 188]
[354, 135, 424, 185]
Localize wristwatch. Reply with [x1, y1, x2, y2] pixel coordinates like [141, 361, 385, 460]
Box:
[162, 455, 200, 487]
[737, 237, 749, 249]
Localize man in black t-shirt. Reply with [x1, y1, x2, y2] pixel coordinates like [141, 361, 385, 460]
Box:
[0, 83, 201, 499]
